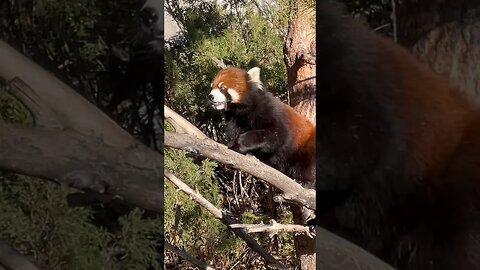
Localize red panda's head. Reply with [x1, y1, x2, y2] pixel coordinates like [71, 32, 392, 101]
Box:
[208, 67, 262, 110]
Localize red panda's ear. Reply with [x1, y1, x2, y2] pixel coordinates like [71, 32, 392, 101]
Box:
[247, 67, 261, 84]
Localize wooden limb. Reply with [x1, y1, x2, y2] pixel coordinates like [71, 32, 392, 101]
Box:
[0, 40, 136, 147]
[0, 122, 163, 213]
[8, 78, 61, 129]
[211, 57, 227, 69]
[164, 131, 315, 210]
[0, 239, 39, 270]
[316, 226, 396, 270]
[164, 105, 208, 139]
[230, 219, 314, 237]
[165, 171, 288, 270]
[165, 241, 217, 270]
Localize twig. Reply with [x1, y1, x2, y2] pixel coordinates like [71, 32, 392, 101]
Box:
[391, 0, 398, 42]
[164, 171, 288, 270]
[230, 219, 314, 238]
[165, 241, 217, 270]
[212, 57, 227, 69]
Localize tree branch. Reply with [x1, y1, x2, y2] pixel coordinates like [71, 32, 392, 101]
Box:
[164, 105, 208, 139]
[316, 226, 396, 270]
[0, 40, 164, 213]
[0, 122, 163, 213]
[0, 40, 136, 148]
[230, 219, 314, 237]
[0, 239, 39, 270]
[164, 171, 288, 270]
[165, 241, 217, 270]
[164, 131, 315, 210]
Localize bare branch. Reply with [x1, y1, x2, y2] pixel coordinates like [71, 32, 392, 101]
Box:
[230, 219, 314, 238]
[0, 40, 136, 147]
[0, 40, 163, 213]
[391, 0, 398, 43]
[165, 241, 217, 270]
[316, 226, 396, 270]
[164, 131, 315, 210]
[0, 239, 39, 270]
[212, 57, 227, 69]
[0, 122, 163, 213]
[165, 171, 288, 270]
[164, 105, 208, 139]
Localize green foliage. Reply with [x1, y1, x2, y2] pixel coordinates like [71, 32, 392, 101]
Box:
[0, 88, 33, 125]
[34, 0, 107, 64]
[0, 173, 113, 270]
[115, 209, 163, 270]
[164, 148, 243, 264]
[165, 0, 289, 118]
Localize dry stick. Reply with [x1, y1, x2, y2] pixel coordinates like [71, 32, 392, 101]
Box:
[164, 131, 315, 210]
[165, 171, 288, 270]
[0, 239, 39, 270]
[165, 241, 216, 270]
[230, 219, 313, 237]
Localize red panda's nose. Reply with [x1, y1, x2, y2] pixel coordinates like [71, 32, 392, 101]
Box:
[208, 94, 214, 101]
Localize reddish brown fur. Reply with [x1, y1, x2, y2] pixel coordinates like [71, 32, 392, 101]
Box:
[284, 104, 316, 151]
[212, 68, 250, 103]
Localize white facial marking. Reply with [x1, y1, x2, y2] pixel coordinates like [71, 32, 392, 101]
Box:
[227, 88, 240, 103]
[209, 88, 227, 110]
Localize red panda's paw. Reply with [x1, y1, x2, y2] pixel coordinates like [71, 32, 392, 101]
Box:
[236, 133, 252, 154]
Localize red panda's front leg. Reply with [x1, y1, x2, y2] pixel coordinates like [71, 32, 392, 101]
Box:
[235, 129, 281, 154]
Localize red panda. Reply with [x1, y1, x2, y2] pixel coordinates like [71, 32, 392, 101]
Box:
[207, 67, 316, 189]
[316, 1, 480, 270]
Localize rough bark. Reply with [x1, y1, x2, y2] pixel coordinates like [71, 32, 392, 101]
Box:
[397, 0, 480, 103]
[283, 1, 316, 269]
[0, 123, 163, 212]
[283, 1, 316, 125]
[164, 131, 316, 210]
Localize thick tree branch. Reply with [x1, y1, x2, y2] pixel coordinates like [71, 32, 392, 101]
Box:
[0, 40, 138, 147]
[0, 40, 164, 213]
[0, 122, 163, 213]
[316, 226, 396, 270]
[164, 105, 207, 139]
[164, 131, 315, 210]
[0, 239, 39, 270]
[165, 171, 288, 270]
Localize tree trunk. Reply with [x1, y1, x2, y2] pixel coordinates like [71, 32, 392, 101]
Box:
[283, 1, 316, 269]
[284, 1, 316, 125]
[397, 0, 480, 103]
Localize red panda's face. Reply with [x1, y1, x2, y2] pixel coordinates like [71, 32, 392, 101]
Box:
[208, 67, 262, 110]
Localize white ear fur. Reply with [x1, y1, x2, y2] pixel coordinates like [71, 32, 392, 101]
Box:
[247, 67, 261, 83]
